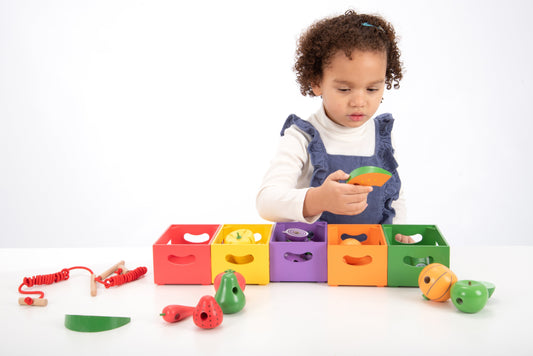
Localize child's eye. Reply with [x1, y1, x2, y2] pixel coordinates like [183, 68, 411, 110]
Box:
[338, 88, 350, 92]
[367, 88, 379, 92]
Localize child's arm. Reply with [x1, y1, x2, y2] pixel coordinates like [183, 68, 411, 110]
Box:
[303, 170, 373, 218]
[256, 126, 316, 222]
[257, 126, 374, 222]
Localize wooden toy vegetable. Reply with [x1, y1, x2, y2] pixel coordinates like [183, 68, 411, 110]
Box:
[193, 295, 223, 329]
[215, 270, 246, 314]
[418, 263, 457, 302]
[283, 228, 313, 241]
[223, 229, 255, 244]
[160, 305, 195, 323]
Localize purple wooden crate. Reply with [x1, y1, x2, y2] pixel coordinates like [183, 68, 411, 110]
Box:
[269, 221, 328, 282]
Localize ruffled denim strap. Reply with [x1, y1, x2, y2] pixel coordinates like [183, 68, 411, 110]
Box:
[281, 114, 329, 187]
[375, 113, 398, 174]
[374, 114, 401, 221]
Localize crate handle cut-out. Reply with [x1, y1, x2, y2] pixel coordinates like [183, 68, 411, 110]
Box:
[168, 254, 196, 265]
[340, 233, 368, 243]
[403, 256, 434, 267]
[225, 254, 254, 265]
[184, 233, 210, 244]
[283, 252, 313, 263]
[343, 255, 372, 266]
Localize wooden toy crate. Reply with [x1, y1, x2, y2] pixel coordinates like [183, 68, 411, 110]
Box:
[327, 224, 388, 287]
[211, 224, 273, 285]
[153, 224, 220, 285]
[269, 221, 328, 282]
[382, 224, 450, 287]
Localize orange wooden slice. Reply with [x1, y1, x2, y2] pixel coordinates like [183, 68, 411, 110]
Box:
[347, 166, 392, 187]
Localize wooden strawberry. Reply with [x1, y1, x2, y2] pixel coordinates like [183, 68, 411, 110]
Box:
[192, 295, 223, 329]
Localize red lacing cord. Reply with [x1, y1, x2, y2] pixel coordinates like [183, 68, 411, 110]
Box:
[95, 266, 147, 288]
[19, 265, 147, 305]
[18, 266, 94, 299]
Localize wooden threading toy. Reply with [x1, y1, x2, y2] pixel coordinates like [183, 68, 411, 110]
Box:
[18, 260, 147, 307]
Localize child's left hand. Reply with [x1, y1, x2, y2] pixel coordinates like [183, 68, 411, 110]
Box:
[302, 170, 373, 218]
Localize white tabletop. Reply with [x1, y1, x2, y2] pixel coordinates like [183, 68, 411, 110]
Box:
[1, 246, 531, 356]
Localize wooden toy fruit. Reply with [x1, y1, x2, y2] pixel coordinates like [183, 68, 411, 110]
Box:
[340, 238, 361, 246]
[160, 305, 195, 323]
[223, 229, 255, 244]
[418, 263, 457, 302]
[481, 281, 496, 298]
[215, 270, 246, 314]
[193, 295, 223, 329]
[214, 269, 246, 291]
[451, 280, 492, 313]
[347, 166, 392, 186]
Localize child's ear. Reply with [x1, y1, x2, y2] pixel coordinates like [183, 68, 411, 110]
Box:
[311, 82, 322, 96]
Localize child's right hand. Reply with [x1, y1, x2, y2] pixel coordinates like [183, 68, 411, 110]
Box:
[303, 170, 373, 218]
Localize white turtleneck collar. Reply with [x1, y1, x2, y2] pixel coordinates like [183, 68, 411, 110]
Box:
[307, 105, 376, 156]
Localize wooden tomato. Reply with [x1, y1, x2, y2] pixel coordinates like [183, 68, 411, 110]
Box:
[418, 263, 457, 302]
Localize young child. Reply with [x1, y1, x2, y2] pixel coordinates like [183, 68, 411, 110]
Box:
[257, 10, 412, 242]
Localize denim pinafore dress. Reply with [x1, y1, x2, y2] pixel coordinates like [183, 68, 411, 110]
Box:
[281, 113, 401, 224]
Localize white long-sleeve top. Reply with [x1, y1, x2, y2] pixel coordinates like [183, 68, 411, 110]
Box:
[256, 105, 406, 224]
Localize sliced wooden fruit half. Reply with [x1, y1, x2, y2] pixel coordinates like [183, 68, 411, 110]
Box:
[347, 166, 392, 187]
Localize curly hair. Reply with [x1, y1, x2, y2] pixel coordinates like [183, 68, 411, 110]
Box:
[294, 10, 403, 96]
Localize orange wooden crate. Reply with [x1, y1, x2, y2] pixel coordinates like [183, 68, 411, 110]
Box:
[327, 224, 388, 286]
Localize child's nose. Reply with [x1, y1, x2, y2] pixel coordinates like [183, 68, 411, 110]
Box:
[349, 92, 365, 107]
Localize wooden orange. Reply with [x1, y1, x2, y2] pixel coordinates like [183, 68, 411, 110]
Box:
[347, 172, 391, 186]
[340, 238, 361, 246]
[347, 166, 392, 187]
[418, 263, 457, 302]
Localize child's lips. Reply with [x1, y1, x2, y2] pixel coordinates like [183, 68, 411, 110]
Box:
[349, 113, 365, 121]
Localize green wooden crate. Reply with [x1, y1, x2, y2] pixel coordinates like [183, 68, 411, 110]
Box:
[382, 225, 450, 287]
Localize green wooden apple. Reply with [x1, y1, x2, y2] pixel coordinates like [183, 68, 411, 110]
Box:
[451, 280, 492, 313]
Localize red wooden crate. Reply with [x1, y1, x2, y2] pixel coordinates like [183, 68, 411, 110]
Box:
[153, 224, 220, 285]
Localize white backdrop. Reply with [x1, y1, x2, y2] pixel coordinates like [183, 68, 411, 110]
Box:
[1, 0, 532, 247]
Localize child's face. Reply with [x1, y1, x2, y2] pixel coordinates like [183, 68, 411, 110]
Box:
[312, 49, 387, 128]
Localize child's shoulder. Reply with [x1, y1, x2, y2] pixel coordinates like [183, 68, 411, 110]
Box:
[373, 113, 395, 134]
[281, 114, 317, 139]
[374, 112, 394, 122]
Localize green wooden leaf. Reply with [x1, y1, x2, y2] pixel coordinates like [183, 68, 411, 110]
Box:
[65, 314, 131, 332]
